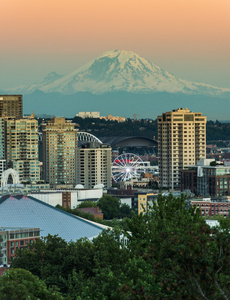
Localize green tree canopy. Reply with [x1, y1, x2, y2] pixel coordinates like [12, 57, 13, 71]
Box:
[0, 268, 63, 300]
[77, 201, 97, 208]
[97, 195, 121, 219]
[10, 194, 230, 299]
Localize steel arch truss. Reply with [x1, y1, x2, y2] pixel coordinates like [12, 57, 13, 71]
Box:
[77, 132, 102, 144]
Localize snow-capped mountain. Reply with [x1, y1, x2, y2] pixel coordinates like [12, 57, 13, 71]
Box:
[6, 50, 230, 96]
[8, 72, 64, 94]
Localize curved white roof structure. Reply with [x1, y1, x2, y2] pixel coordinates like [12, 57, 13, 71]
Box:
[1, 169, 20, 188]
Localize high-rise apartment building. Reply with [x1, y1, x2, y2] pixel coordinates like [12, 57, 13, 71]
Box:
[0, 95, 22, 118]
[76, 142, 112, 189]
[157, 108, 206, 189]
[41, 117, 78, 187]
[5, 115, 40, 182]
[0, 118, 5, 160]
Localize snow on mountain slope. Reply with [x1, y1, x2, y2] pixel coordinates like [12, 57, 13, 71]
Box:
[7, 72, 64, 94]
[6, 50, 230, 96]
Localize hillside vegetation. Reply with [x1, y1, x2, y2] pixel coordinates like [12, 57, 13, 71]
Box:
[71, 117, 230, 142]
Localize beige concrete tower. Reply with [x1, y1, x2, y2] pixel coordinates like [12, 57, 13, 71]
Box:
[76, 142, 112, 189]
[0, 95, 22, 118]
[41, 117, 78, 187]
[5, 114, 40, 182]
[157, 108, 206, 189]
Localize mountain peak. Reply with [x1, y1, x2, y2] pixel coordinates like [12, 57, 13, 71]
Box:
[100, 49, 138, 58]
[6, 50, 230, 96]
[97, 49, 152, 69]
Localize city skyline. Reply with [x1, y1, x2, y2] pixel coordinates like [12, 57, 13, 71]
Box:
[1, 0, 230, 89]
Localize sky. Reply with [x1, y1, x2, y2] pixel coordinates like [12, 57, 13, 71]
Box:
[1, 0, 230, 89]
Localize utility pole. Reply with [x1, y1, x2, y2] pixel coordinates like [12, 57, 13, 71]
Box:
[133, 114, 139, 121]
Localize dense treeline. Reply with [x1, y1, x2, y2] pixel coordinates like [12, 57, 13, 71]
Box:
[1, 194, 230, 299]
[39, 116, 230, 142]
[71, 117, 230, 142]
[72, 116, 158, 139]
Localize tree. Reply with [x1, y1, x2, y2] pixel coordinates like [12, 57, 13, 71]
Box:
[0, 268, 63, 299]
[97, 195, 121, 219]
[123, 194, 230, 299]
[119, 203, 132, 218]
[9, 194, 230, 299]
[77, 201, 97, 208]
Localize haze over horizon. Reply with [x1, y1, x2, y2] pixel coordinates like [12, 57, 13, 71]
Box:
[1, 0, 230, 90]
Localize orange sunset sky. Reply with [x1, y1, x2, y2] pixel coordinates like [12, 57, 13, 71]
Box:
[1, 0, 230, 88]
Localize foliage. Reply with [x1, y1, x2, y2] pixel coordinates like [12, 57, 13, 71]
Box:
[146, 179, 159, 189]
[70, 117, 230, 142]
[72, 116, 158, 140]
[120, 203, 132, 218]
[97, 194, 132, 219]
[11, 194, 230, 299]
[97, 195, 121, 219]
[77, 201, 97, 208]
[0, 268, 63, 299]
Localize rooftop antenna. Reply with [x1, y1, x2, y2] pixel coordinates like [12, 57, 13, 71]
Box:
[133, 114, 139, 121]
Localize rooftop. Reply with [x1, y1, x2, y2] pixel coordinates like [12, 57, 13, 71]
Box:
[0, 195, 106, 241]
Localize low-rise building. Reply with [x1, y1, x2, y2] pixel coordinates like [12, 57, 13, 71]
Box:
[100, 114, 126, 122]
[0, 227, 40, 265]
[132, 192, 158, 214]
[181, 159, 230, 197]
[189, 199, 230, 218]
[107, 187, 137, 208]
[76, 207, 103, 220]
[28, 187, 103, 209]
[76, 112, 100, 119]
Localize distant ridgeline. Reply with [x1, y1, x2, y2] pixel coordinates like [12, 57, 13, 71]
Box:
[67, 117, 230, 143]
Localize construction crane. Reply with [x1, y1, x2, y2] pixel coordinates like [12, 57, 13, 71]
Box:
[133, 114, 139, 121]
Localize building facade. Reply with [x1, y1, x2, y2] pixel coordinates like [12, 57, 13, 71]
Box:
[76, 111, 100, 118]
[197, 165, 230, 197]
[0, 118, 6, 182]
[42, 117, 78, 187]
[190, 199, 230, 218]
[0, 118, 5, 159]
[132, 192, 157, 214]
[157, 108, 206, 189]
[5, 115, 40, 182]
[181, 159, 230, 197]
[76, 143, 112, 189]
[100, 114, 126, 122]
[0, 227, 40, 265]
[180, 169, 197, 194]
[0, 95, 22, 118]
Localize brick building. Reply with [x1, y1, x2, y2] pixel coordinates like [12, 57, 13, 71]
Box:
[76, 207, 103, 220]
[0, 227, 40, 265]
[190, 199, 230, 218]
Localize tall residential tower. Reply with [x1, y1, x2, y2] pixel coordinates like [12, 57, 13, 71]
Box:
[157, 108, 206, 189]
[5, 114, 40, 182]
[76, 142, 112, 189]
[41, 117, 78, 187]
[0, 95, 22, 118]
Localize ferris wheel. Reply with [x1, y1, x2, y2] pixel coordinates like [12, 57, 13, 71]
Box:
[112, 153, 145, 182]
